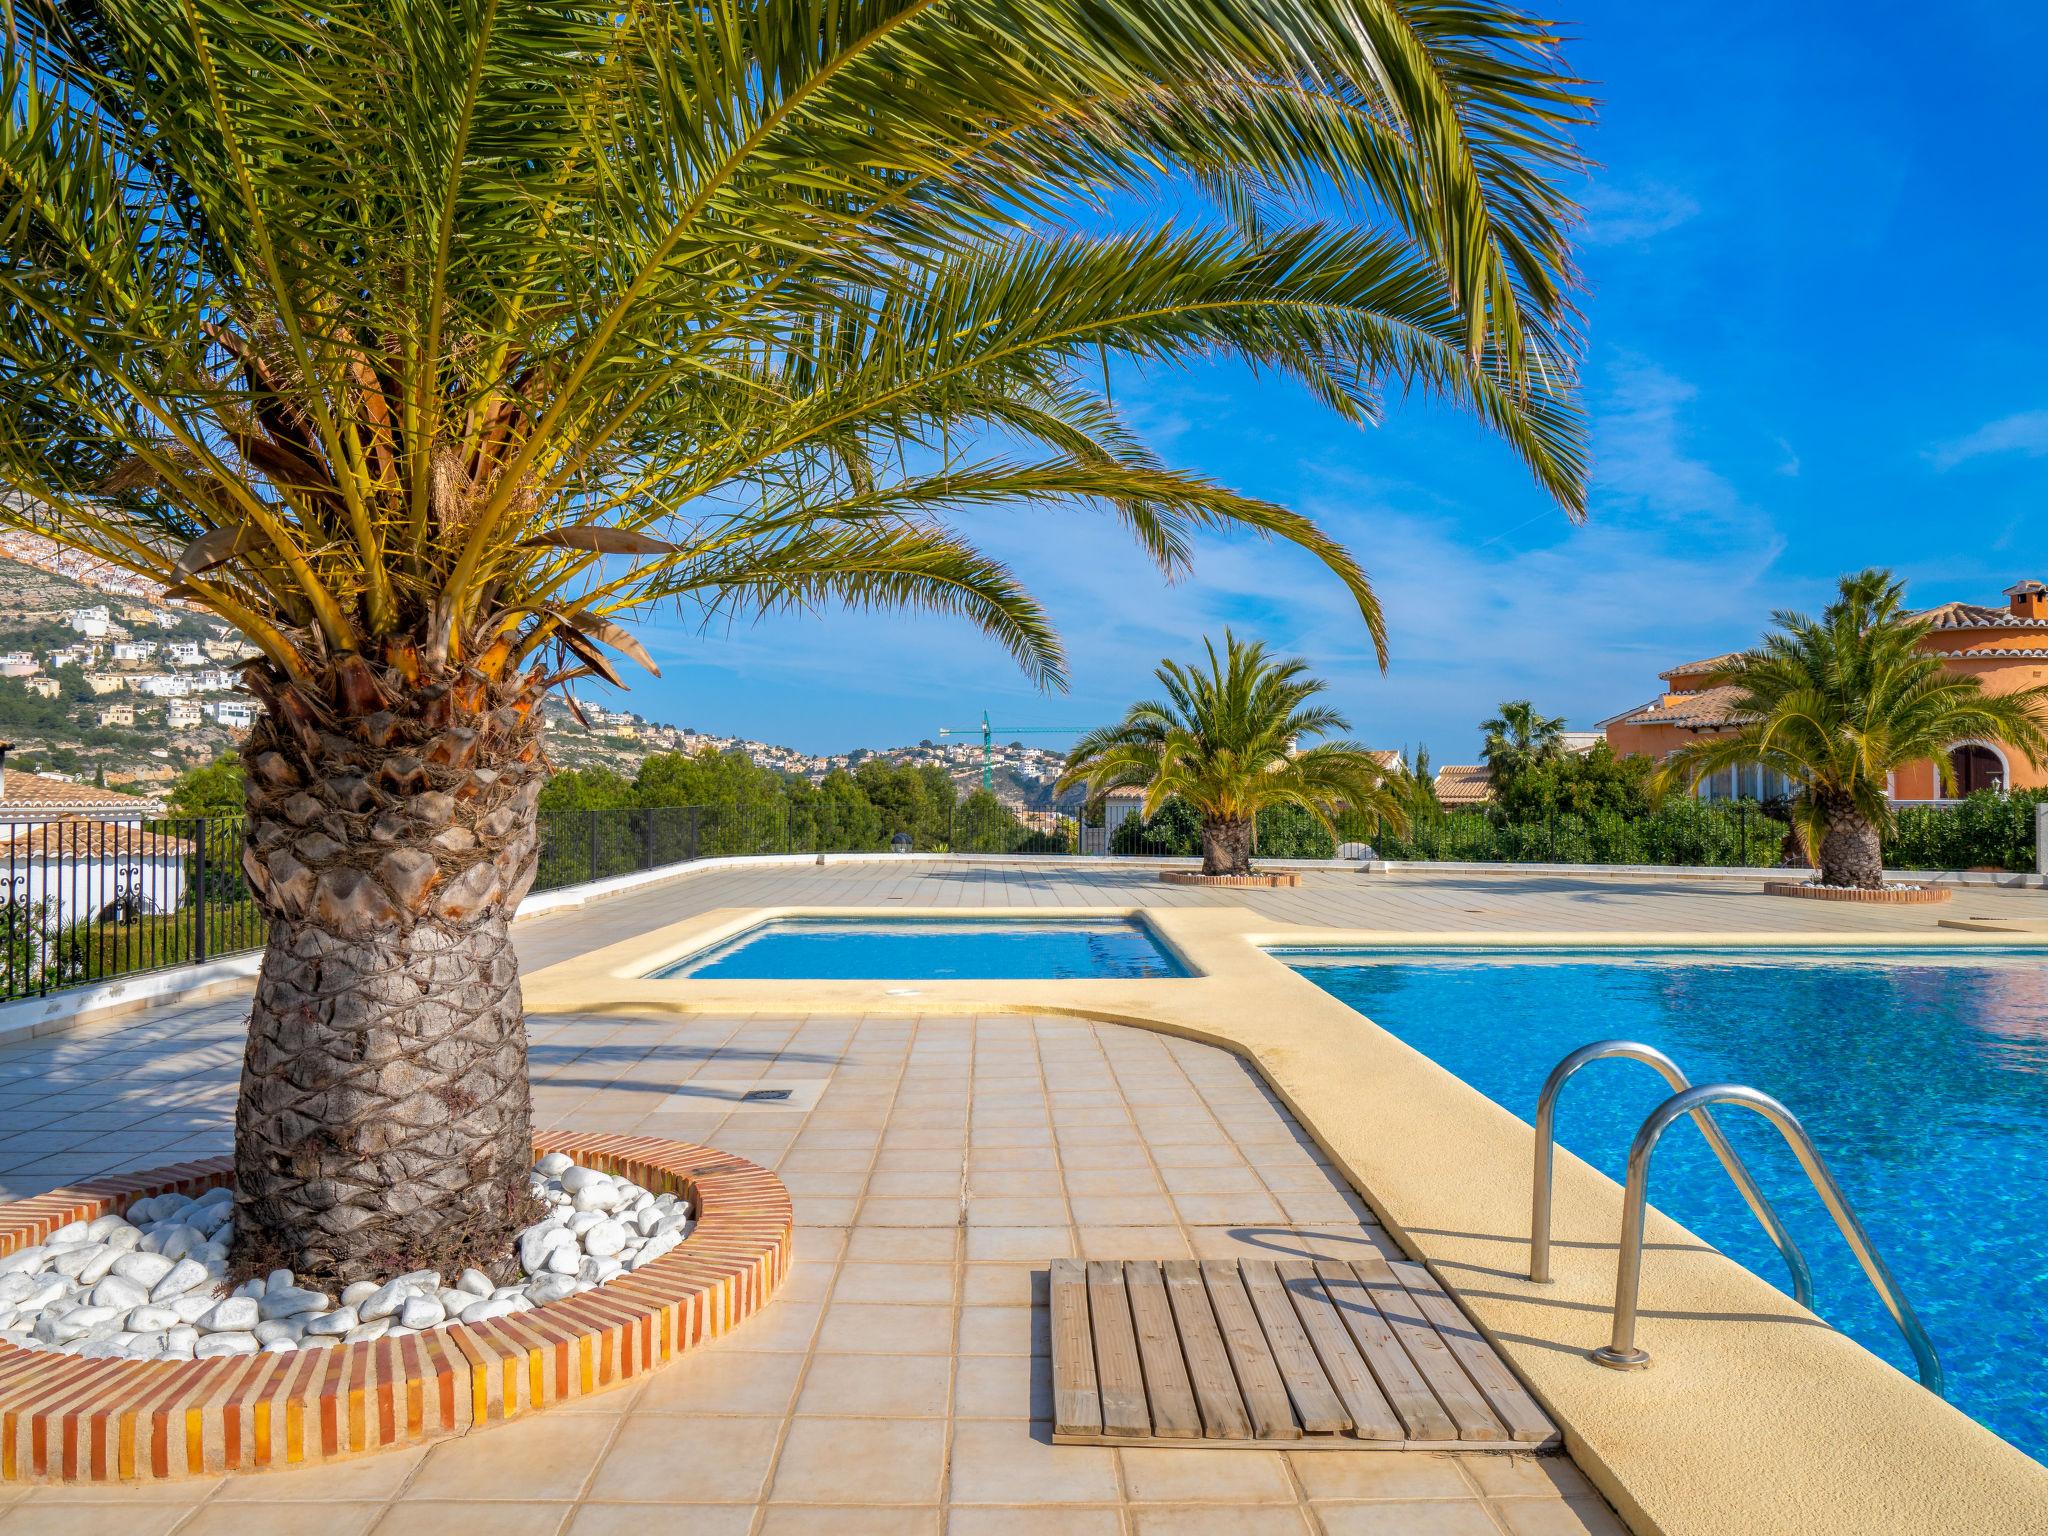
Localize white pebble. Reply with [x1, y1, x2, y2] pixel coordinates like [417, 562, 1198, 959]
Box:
[340, 1280, 378, 1308]
[356, 1279, 410, 1323]
[110, 1251, 175, 1288]
[398, 1294, 445, 1330]
[534, 1153, 573, 1177]
[581, 1220, 626, 1259]
[195, 1332, 258, 1358]
[303, 1306, 358, 1337]
[150, 1259, 209, 1302]
[458, 1268, 493, 1298]
[198, 1296, 259, 1333]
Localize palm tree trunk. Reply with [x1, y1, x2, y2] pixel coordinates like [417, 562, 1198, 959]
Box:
[1815, 796, 1884, 889]
[1200, 817, 1255, 876]
[230, 660, 546, 1287]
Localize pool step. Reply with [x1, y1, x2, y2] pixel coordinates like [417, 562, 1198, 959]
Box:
[1049, 1258, 1557, 1451]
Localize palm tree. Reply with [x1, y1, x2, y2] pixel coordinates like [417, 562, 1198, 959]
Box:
[0, 0, 1588, 1281]
[1481, 699, 1568, 782]
[1059, 634, 1402, 876]
[1655, 570, 2048, 889]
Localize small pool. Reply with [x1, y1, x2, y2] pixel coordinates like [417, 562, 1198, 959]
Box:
[652, 917, 1191, 980]
[1280, 946, 2048, 1461]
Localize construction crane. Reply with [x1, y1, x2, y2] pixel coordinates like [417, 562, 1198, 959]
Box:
[938, 711, 1095, 792]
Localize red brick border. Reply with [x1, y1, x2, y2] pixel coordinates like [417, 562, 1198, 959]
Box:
[1157, 871, 1302, 888]
[0, 1135, 791, 1483]
[1761, 881, 1953, 905]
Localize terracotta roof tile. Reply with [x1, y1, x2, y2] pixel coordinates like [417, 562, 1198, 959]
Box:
[1908, 601, 2048, 632]
[0, 816, 193, 860]
[0, 767, 155, 815]
[1616, 684, 1753, 730]
[1657, 651, 1748, 681]
[1433, 764, 1492, 804]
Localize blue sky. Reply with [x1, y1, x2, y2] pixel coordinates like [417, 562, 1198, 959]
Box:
[610, 0, 2047, 761]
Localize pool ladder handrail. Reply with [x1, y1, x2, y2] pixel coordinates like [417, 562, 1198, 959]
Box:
[1529, 1040, 1814, 1308]
[1596, 1083, 1945, 1397]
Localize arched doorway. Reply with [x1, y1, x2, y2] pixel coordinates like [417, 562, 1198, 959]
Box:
[1949, 742, 2007, 795]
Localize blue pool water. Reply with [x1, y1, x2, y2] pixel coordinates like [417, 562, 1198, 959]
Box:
[653, 917, 1190, 980]
[1282, 947, 2048, 1461]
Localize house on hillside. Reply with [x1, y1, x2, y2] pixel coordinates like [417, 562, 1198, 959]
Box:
[0, 750, 179, 925]
[1603, 578, 2048, 803]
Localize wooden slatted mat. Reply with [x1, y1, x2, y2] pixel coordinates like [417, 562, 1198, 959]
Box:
[1049, 1258, 1557, 1451]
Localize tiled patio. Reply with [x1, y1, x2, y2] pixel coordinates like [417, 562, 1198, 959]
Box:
[0, 993, 1619, 1534]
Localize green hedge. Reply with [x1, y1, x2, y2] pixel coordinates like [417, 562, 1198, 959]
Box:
[1375, 801, 1790, 867]
[1885, 789, 2046, 872]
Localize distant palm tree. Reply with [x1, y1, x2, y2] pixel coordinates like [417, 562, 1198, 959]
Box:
[0, 0, 1588, 1282]
[1656, 570, 2048, 888]
[1481, 699, 1568, 780]
[1059, 634, 1402, 876]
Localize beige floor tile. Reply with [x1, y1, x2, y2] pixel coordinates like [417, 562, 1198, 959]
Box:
[796, 1353, 953, 1418]
[377, 1504, 570, 1536]
[212, 1448, 428, 1503]
[815, 1302, 959, 1355]
[1289, 1451, 1473, 1501]
[1313, 1500, 1502, 1536]
[965, 1195, 1070, 1227]
[770, 1417, 948, 1503]
[832, 1261, 959, 1305]
[1119, 1447, 1296, 1503]
[952, 1353, 1049, 1420]
[866, 1169, 962, 1198]
[735, 1300, 828, 1352]
[965, 1225, 1072, 1262]
[956, 1302, 1048, 1356]
[844, 1227, 961, 1263]
[1490, 1497, 1632, 1536]
[1068, 1195, 1179, 1226]
[583, 1415, 782, 1503]
[1129, 1509, 1312, 1536]
[965, 1168, 1054, 1197]
[944, 1508, 1122, 1536]
[759, 1507, 941, 1535]
[177, 1504, 384, 1536]
[947, 1421, 1121, 1504]
[565, 1506, 749, 1536]
[635, 1342, 809, 1415]
[405, 1411, 620, 1503]
[859, 1197, 962, 1227]
[1075, 1226, 1190, 1259]
[1062, 1167, 1162, 1197]
[960, 1263, 1043, 1307]
[1461, 1454, 1594, 1501]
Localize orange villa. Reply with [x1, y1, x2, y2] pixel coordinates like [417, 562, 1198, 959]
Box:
[1604, 578, 2048, 802]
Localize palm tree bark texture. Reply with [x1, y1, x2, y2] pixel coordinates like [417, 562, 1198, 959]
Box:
[232, 658, 544, 1286]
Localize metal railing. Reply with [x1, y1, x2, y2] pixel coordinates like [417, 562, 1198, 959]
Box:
[1592, 1081, 1944, 1394]
[0, 814, 261, 1004]
[1528, 1041, 1813, 1307]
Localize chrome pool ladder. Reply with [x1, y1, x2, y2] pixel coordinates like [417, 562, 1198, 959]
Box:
[1528, 1041, 1944, 1395]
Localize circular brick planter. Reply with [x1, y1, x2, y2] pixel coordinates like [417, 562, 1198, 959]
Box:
[0, 1135, 791, 1484]
[1158, 870, 1301, 888]
[1762, 881, 1952, 905]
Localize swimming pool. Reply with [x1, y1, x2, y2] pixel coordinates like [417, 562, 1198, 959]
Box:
[652, 917, 1190, 980]
[1281, 946, 2048, 1462]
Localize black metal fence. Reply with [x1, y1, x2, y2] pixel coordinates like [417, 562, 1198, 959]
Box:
[0, 815, 261, 1003]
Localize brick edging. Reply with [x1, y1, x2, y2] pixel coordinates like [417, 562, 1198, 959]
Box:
[0, 1135, 792, 1483]
[1760, 881, 1954, 905]
[1157, 871, 1302, 888]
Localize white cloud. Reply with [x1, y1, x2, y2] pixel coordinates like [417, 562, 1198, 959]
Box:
[1578, 177, 1701, 246]
[1927, 409, 2048, 470]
